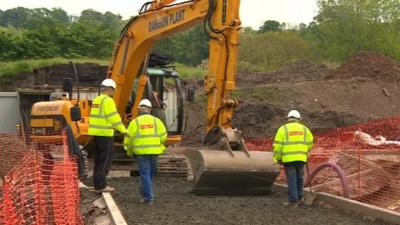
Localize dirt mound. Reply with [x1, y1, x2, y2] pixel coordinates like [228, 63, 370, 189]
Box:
[183, 99, 363, 144]
[33, 63, 107, 87]
[182, 101, 206, 146]
[332, 52, 400, 79]
[232, 103, 363, 139]
[233, 103, 285, 139]
[236, 60, 330, 87]
[183, 75, 400, 144]
[0, 63, 107, 91]
[272, 60, 330, 82]
[236, 72, 271, 87]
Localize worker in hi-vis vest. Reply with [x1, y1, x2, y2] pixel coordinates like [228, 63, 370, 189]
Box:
[273, 110, 314, 207]
[88, 78, 127, 192]
[124, 99, 167, 205]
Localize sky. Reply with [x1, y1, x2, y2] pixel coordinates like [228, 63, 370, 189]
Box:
[0, 0, 319, 29]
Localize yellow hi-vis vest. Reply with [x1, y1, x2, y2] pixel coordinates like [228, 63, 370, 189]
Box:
[124, 114, 167, 156]
[88, 94, 127, 137]
[273, 122, 314, 163]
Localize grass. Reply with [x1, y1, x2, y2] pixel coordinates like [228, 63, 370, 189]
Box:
[321, 61, 341, 69]
[173, 63, 207, 80]
[0, 58, 109, 84]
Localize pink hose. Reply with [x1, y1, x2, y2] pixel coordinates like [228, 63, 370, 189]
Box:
[305, 162, 351, 198]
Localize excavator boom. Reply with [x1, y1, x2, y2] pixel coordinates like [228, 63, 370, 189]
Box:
[29, 0, 280, 195]
[109, 0, 208, 116]
[107, 0, 279, 195]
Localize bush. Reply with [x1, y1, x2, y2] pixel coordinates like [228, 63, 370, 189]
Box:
[237, 61, 265, 73]
[239, 31, 314, 72]
[173, 63, 207, 80]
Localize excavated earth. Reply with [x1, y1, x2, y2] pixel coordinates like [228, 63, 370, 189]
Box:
[183, 52, 400, 145]
[89, 177, 386, 225]
[0, 63, 108, 91]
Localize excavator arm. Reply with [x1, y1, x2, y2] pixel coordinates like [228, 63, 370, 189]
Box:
[109, 0, 239, 133]
[108, 0, 279, 195]
[109, 0, 208, 117]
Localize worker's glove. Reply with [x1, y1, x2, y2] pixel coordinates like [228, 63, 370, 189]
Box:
[160, 102, 168, 110]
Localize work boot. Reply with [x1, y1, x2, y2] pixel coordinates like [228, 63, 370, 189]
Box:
[94, 186, 115, 193]
[140, 199, 154, 205]
[283, 202, 298, 208]
[297, 197, 304, 206]
[145, 200, 154, 205]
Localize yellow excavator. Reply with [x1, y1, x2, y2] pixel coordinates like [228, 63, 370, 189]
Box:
[28, 0, 279, 195]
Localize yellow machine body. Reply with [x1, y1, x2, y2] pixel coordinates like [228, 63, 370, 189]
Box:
[28, 0, 279, 195]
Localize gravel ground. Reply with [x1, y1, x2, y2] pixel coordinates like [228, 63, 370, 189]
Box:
[108, 177, 385, 225]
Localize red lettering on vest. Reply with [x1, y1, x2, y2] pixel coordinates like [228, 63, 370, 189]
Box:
[140, 124, 154, 129]
[288, 131, 303, 136]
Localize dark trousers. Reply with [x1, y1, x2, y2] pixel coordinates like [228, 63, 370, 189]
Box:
[93, 136, 114, 189]
[284, 161, 305, 203]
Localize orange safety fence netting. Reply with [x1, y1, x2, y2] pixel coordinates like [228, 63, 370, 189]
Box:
[0, 132, 83, 225]
[247, 116, 400, 213]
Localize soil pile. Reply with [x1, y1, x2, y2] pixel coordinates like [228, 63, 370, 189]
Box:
[182, 101, 206, 146]
[271, 60, 331, 82]
[33, 63, 107, 87]
[232, 103, 363, 140]
[236, 60, 330, 87]
[0, 63, 107, 91]
[183, 52, 400, 144]
[332, 52, 400, 79]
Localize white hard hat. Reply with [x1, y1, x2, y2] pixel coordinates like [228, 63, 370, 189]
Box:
[101, 79, 116, 89]
[287, 110, 301, 119]
[139, 99, 152, 108]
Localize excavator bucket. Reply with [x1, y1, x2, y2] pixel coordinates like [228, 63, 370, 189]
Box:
[185, 149, 280, 195]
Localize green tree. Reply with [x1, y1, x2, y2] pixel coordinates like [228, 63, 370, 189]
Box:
[239, 31, 313, 71]
[311, 0, 400, 61]
[153, 25, 209, 65]
[0, 8, 125, 60]
[48, 8, 70, 24]
[0, 7, 30, 28]
[259, 20, 282, 32]
[243, 26, 256, 33]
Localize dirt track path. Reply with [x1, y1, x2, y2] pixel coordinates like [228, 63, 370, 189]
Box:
[110, 177, 384, 225]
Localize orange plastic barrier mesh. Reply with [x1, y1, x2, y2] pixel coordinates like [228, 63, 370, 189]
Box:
[247, 116, 400, 213]
[0, 132, 83, 225]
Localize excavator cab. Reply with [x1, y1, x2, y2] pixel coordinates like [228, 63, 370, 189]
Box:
[124, 67, 185, 138]
[147, 68, 185, 136]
